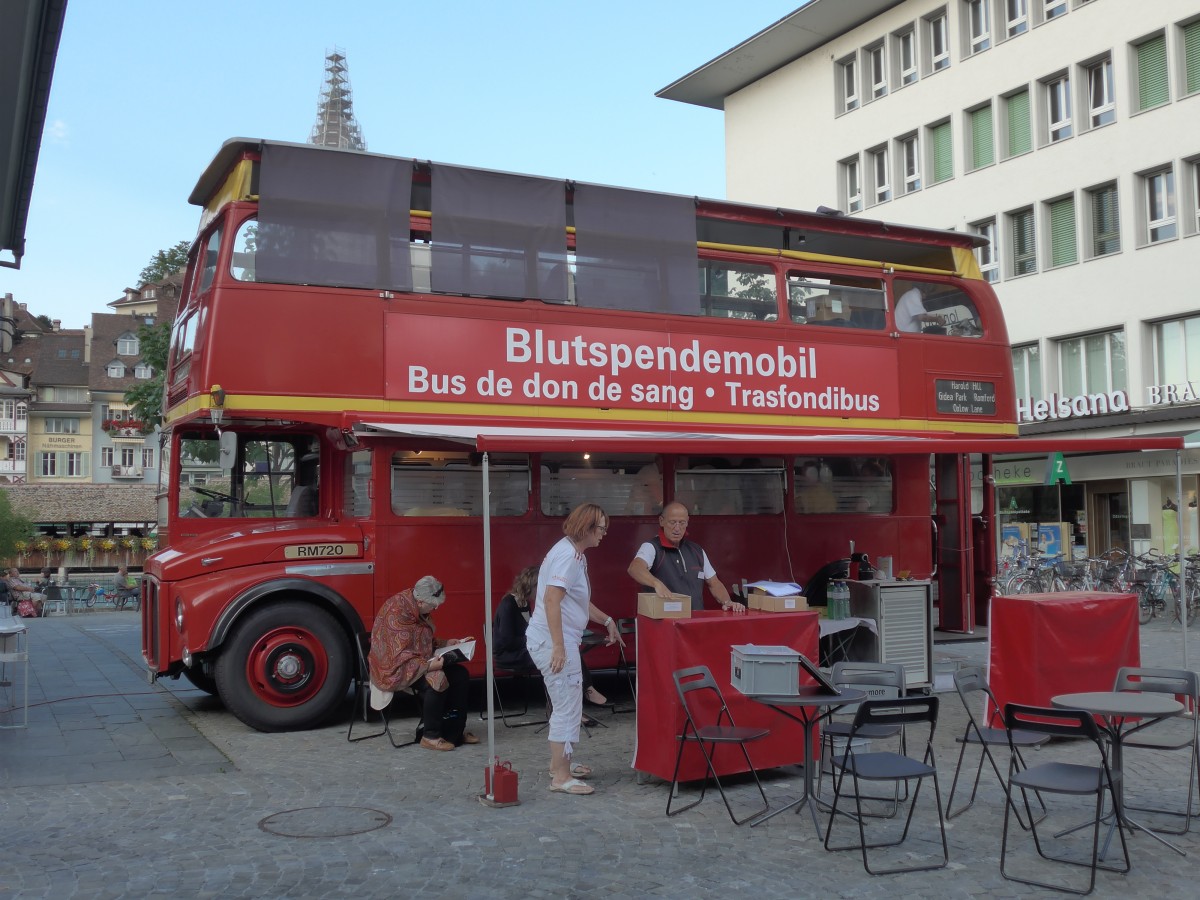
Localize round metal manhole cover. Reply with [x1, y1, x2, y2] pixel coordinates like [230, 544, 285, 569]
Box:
[259, 806, 392, 838]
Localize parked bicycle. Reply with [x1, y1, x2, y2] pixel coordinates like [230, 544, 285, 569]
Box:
[1132, 549, 1194, 626]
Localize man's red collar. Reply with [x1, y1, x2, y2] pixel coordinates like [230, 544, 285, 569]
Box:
[658, 528, 679, 548]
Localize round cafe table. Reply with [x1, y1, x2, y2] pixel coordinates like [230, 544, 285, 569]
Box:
[1051, 691, 1185, 857]
[746, 686, 866, 831]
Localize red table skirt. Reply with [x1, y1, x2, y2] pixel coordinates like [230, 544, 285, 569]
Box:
[634, 609, 820, 782]
[987, 592, 1140, 721]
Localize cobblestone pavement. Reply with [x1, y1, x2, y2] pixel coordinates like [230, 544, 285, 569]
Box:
[2, 610, 1200, 898]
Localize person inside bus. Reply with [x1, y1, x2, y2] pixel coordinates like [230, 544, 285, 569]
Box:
[796, 461, 836, 514]
[894, 286, 944, 332]
[493, 565, 607, 721]
[627, 501, 743, 613]
[367, 575, 480, 752]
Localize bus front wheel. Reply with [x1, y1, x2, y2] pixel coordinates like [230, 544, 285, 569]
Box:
[215, 601, 351, 732]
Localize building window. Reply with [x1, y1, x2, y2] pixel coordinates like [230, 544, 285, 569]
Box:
[39, 452, 56, 477]
[867, 42, 887, 99]
[1134, 33, 1169, 111]
[838, 55, 859, 112]
[968, 104, 995, 170]
[925, 10, 950, 72]
[973, 219, 1000, 282]
[1087, 182, 1121, 257]
[117, 333, 139, 355]
[1043, 0, 1067, 21]
[14, 438, 24, 462]
[1193, 159, 1200, 235]
[900, 135, 921, 193]
[1058, 331, 1127, 395]
[143, 448, 155, 469]
[44, 417, 79, 434]
[1047, 196, 1078, 267]
[67, 452, 84, 477]
[134, 363, 153, 379]
[1144, 167, 1177, 243]
[101, 447, 114, 467]
[1009, 207, 1037, 276]
[1154, 315, 1200, 389]
[1004, 88, 1032, 157]
[1006, 0, 1029, 37]
[1012, 343, 1043, 401]
[1085, 57, 1115, 127]
[966, 0, 992, 53]
[1044, 74, 1072, 142]
[107, 362, 125, 378]
[895, 28, 917, 86]
[15, 402, 25, 421]
[870, 146, 891, 204]
[841, 156, 863, 213]
[1185, 20, 1200, 96]
[929, 120, 953, 184]
[121, 447, 136, 468]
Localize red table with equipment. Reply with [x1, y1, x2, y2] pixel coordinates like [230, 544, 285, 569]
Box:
[633, 609, 821, 782]
[987, 592, 1139, 720]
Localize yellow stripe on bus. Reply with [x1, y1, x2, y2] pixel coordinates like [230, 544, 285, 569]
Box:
[168, 392, 1017, 437]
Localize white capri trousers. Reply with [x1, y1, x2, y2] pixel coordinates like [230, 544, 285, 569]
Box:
[527, 635, 583, 756]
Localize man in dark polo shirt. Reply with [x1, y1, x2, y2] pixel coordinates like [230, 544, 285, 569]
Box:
[627, 501, 743, 613]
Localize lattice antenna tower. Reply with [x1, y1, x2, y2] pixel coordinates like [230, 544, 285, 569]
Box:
[309, 47, 366, 150]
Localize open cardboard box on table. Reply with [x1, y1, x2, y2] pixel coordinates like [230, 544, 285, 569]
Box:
[638, 592, 692, 619]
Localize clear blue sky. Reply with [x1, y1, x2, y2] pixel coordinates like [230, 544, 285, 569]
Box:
[1, 1, 801, 329]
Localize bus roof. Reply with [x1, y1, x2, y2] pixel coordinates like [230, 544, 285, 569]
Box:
[188, 137, 987, 255]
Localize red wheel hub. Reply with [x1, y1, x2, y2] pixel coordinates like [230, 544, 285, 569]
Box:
[245, 625, 329, 707]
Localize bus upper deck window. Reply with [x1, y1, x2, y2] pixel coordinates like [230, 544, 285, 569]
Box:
[231, 220, 257, 282]
[892, 279, 983, 337]
[787, 272, 886, 329]
[198, 225, 223, 294]
[698, 261, 777, 320]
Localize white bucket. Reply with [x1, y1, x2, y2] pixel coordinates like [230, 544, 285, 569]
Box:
[876, 556, 894, 580]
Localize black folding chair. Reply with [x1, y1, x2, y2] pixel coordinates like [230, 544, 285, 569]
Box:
[1000, 703, 1130, 896]
[479, 661, 548, 728]
[611, 618, 637, 714]
[946, 665, 1047, 827]
[346, 633, 417, 748]
[823, 696, 948, 875]
[1113, 666, 1200, 834]
[666, 665, 770, 825]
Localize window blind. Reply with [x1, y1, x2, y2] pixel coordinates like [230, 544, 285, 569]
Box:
[1184, 22, 1200, 95]
[1049, 198, 1077, 267]
[931, 122, 953, 183]
[1006, 91, 1031, 156]
[1137, 35, 1168, 110]
[970, 106, 994, 169]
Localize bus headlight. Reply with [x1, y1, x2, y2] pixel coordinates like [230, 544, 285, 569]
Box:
[175, 597, 185, 631]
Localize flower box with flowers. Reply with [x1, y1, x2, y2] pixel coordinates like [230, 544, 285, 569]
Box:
[102, 418, 148, 437]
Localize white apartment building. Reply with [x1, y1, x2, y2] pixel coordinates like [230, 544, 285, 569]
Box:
[661, 0, 1200, 558]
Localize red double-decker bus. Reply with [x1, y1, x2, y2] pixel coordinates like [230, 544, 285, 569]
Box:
[141, 139, 1173, 731]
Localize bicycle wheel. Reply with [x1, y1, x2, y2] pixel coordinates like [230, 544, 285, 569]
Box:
[1136, 587, 1154, 625]
[1009, 575, 1039, 595]
[1179, 581, 1200, 627]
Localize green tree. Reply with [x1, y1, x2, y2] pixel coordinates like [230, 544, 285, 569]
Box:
[0, 490, 34, 559]
[137, 240, 191, 286]
[124, 320, 171, 428]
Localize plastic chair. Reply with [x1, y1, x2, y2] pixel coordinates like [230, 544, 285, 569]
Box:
[666, 665, 770, 825]
[818, 661, 907, 816]
[823, 696, 948, 875]
[1112, 666, 1200, 834]
[1000, 703, 1130, 896]
[346, 633, 417, 748]
[40, 584, 68, 616]
[946, 665, 1048, 827]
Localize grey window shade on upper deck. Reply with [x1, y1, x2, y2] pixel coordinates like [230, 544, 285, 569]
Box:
[430, 164, 568, 302]
[256, 143, 414, 291]
[571, 183, 700, 314]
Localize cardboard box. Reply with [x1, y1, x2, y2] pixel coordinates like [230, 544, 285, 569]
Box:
[638, 592, 692, 619]
[730, 644, 800, 695]
[747, 593, 807, 612]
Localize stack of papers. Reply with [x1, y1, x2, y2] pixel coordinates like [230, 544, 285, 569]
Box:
[745, 581, 804, 597]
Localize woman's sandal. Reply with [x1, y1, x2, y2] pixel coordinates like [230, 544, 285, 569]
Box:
[549, 777, 594, 795]
[584, 687, 608, 706]
[570, 763, 593, 778]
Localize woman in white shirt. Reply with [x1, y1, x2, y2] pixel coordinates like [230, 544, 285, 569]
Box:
[526, 503, 624, 795]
